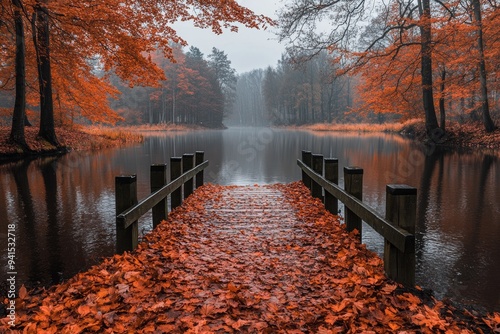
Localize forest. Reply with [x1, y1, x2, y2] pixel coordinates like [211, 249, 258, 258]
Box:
[0, 0, 270, 151]
[1, 0, 499, 152]
[232, 0, 500, 135]
[108, 45, 237, 129]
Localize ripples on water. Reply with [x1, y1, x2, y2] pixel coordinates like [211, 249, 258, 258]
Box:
[1, 127, 499, 312]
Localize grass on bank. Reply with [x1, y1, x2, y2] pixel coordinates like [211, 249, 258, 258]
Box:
[0, 125, 144, 156]
[80, 126, 144, 149]
[297, 119, 422, 133]
[114, 123, 203, 132]
[0, 123, 204, 157]
[296, 119, 500, 150]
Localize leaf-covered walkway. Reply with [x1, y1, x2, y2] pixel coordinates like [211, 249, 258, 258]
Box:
[2, 182, 499, 333]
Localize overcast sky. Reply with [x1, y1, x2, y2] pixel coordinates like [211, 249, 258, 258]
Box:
[173, 1, 286, 74]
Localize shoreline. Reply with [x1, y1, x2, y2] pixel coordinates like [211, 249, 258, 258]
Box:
[0, 125, 185, 164]
[0, 123, 217, 163]
[291, 119, 500, 151]
[1, 121, 499, 164]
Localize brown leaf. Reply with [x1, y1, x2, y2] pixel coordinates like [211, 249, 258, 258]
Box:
[231, 319, 250, 330]
[19, 285, 28, 300]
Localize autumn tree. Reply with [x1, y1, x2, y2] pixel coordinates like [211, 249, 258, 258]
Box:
[109, 45, 225, 127]
[0, 2, 16, 121]
[419, 0, 440, 136]
[470, 0, 496, 132]
[9, 0, 29, 150]
[355, 0, 498, 130]
[277, 0, 443, 136]
[352, 3, 428, 121]
[151, 44, 194, 124]
[278, 0, 499, 136]
[33, 0, 58, 146]
[1, 0, 272, 146]
[446, 0, 498, 129]
[185, 46, 224, 127]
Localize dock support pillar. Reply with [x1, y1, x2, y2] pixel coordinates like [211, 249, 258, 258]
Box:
[385, 185, 417, 286]
[195, 151, 205, 188]
[302, 150, 312, 190]
[344, 167, 363, 239]
[324, 158, 339, 215]
[312, 154, 324, 200]
[170, 157, 182, 210]
[183, 154, 194, 199]
[151, 164, 167, 228]
[115, 175, 138, 253]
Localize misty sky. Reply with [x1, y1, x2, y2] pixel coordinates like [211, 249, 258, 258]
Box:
[174, 1, 285, 74]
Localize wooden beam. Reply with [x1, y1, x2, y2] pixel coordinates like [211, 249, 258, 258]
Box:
[117, 161, 209, 229]
[297, 159, 413, 252]
[344, 166, 363, 237]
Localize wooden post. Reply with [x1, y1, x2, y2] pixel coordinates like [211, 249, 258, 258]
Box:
[170, 157, 182, 210]
[324, 158, 339, 215]
[344, 167, 363, 238]
[115, 175, 138, 253]
[151, 164, 167, 228]
[301, 150, 312, 190]
[183, 154, 194, 199]
[312, 154, 323, 200]
[195, 151, 204, 188]
[384, 185, 416, 286]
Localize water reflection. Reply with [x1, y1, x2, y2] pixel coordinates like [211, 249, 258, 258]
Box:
[0, 155, 119, 293]
[40, 158, 63, 285]
[11, 159, 42, 285]
[414, 149, 500, 310]
[1, 127, 499, 312]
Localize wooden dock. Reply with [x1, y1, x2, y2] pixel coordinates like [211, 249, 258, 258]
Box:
[203, 186, 299, 234]
[115, 151, 416, 287]
[3, 182, 494, 332]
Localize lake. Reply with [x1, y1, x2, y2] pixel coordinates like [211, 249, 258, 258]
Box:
[1, 127, 499, 312]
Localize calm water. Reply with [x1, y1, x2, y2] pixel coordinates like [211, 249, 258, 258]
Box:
[1, 127, 499, 312]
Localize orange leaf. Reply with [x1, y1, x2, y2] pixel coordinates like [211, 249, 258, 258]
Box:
[381, 284, 398, 294]
[200, 304, 215, 317]
[331, 299, 349, 312]
[325, 313, 338, 325]
[227, 282, 239, 292]
[77, 305, 92, 317]
[19, 285, 28, 300]
[231, 319, 250, 330]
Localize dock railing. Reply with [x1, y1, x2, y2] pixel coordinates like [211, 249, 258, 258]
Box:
[298, 150, 416, 286]
[115, 151, 208, 253]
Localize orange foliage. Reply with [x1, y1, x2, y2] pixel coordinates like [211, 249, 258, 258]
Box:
[0, 182, 494, 332]
[351, 0, 500, 121]
[0, 0, 273, 125]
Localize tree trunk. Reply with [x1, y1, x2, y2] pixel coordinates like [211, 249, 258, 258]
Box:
[9, 0, 29, 151]
[346, 77, 352, 110]
[419, 0, 440, 139]
[34, 2, 59, 146]
[471, 0, 496, 132]
[439, 68, 446, 132]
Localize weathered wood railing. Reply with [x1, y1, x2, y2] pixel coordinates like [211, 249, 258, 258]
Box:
[115, 151, 208, 253]
[298, 150, 416, 286]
